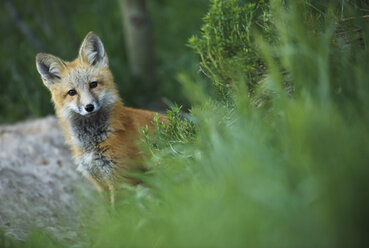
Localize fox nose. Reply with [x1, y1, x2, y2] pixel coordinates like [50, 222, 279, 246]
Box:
[85, 104, 94, 113]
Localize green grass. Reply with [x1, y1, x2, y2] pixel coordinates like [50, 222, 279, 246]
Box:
[2, 1, 369, 247]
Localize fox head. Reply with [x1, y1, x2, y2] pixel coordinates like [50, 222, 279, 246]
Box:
[36, 32, 118, 118]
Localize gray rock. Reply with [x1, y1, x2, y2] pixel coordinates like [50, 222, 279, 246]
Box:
[0, 116, 96, 241]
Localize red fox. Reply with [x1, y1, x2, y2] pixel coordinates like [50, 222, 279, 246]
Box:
[35, 32, 164, 205]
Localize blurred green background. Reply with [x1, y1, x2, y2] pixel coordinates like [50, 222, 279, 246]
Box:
[0, 0, 209, 123]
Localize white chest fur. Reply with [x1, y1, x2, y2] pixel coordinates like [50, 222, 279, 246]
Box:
[75, 151, 114, 182]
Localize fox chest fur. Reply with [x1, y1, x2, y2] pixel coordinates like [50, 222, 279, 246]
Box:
[69, 106, 114, 183]
[65, 102, 154, 189]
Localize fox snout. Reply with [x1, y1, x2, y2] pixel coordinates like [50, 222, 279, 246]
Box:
[85, 104, 95, 113]
[65, 88, 100, 116]
[79, 96, 100, 116]
[81, 102, 100, 115]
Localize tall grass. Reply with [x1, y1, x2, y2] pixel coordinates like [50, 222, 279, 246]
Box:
[2, 1, 369, 247]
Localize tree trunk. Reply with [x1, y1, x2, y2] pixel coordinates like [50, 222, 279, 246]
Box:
[120, 0, 156, 91]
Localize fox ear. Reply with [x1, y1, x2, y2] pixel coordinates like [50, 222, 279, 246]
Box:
[36, 53, 66, 87]
[79, 32, 108, 67]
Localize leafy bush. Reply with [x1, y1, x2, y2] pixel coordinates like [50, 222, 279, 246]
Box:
[84, 1, 368, 246]
[99, 1, 369, 246]
[189, 0, 272, 102]
[141, 106, 196, 157]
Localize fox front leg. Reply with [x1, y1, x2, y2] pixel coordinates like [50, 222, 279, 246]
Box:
[87, 176, 114, 208]
[87, 176, 104, 193]
[108, 183, 115, 209]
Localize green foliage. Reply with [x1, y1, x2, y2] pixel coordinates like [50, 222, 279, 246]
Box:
[189, 0, 272, 102]
[89, 1, 368, 246]
[140, 105, 196, 165]
[0, 229, 64, 248]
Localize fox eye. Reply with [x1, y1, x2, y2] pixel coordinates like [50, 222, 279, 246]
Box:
[89, 81, 98, 89]
[68, 89, 77, 96]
